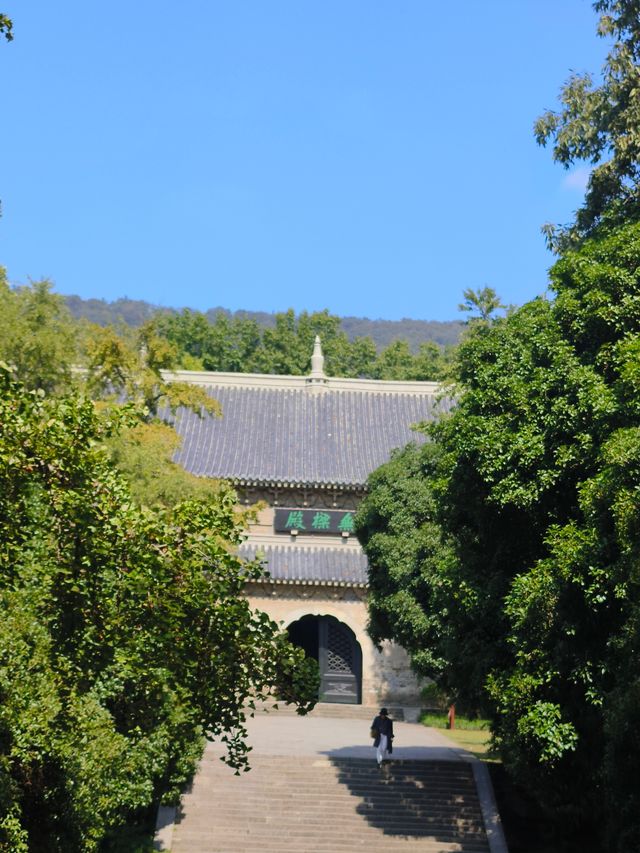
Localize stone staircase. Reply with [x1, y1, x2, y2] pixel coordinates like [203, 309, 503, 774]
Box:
[252, 700, 407, 720]
[171, 754, 491, 852]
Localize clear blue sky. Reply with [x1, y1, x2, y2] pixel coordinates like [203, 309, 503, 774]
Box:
[0, 2, 609, 321]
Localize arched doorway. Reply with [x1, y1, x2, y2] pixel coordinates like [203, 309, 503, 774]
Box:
[288, 615, 362, 704]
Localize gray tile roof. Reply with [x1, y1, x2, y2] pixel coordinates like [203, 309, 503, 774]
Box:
[239, 542, 369, 586]
[169, 383, 447, 488]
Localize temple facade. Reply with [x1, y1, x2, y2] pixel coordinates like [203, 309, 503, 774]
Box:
[166, 339, 450, 708]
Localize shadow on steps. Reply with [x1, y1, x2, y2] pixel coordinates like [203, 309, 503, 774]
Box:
[325, 754, 490, 852]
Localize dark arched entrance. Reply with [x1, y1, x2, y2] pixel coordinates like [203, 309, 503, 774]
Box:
[288, 615, 362, 704]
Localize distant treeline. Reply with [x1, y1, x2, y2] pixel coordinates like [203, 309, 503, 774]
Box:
[63, 294, 464, 351]
[60, 294, 464, 380]
[153, 308, 455, 379]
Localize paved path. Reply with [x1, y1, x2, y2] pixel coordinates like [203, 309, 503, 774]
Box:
[206, 710, 472, 762]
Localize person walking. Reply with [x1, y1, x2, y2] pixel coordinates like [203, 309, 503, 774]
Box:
[371, 707, 394, 769]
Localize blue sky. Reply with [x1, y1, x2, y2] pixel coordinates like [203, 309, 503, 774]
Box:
[0, 2, 609, 321]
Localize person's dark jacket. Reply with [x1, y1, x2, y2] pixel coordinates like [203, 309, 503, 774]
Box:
[371, 715, 394, 753]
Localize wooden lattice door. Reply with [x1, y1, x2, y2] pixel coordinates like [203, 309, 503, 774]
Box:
[318, 616, 362, 704]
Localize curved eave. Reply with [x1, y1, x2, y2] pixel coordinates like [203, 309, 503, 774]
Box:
[231, 477, 367, 491]
[246, 576, 369, 589]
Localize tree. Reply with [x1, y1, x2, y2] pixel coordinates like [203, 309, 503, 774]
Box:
[154, 309, 264, 373]
[0, 13, 12, 42]
[83, 320, 219, 420]
[358, 221, 640, 849]
[535, 0, 640, 249]
[79, 320, 234, 508]
[104, 419, 226, 509]
[252, 309, 354, 376]
[371, 339, 415, 380]
[457, 286, 504, 322]
[482, 222, 640, 847]
[0, 365, 318, 851]
[0, 274, 78, 394]
[410, 342, 452, 381]
[338, 335, 377, 379]
[355, 443, 451, 684]
[153, 305, 452, 381]
[0, 278, 227, 510]
[366, 336, 449, 381]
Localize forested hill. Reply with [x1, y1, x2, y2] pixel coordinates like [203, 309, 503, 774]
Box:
[63, 294, 463, 351]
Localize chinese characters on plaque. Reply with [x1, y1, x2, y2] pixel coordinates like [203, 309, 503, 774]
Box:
[274, 508, 355, 535]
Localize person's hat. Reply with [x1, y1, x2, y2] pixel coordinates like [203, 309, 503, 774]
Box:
[380, 707, 388, 716]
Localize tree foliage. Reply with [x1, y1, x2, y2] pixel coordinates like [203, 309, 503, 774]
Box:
[358, 221, 640, 850]
[0, 13, 12, 42]
[0, 365, 318, 851]
[457, 286, 505, 322]
[63, 294, 464, 351]
[104, 419, 226, 509]
[355, 442, 451, 683]
[0, 279, 226, 509]
[154, 306, 453, 381]
[535, 0, 640, 249]
[0, 274, 78, 395]
[83, 320, 220, 420]
[0, 277, 457, 385]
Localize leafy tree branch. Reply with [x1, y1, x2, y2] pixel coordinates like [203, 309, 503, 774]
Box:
[535, 0, 640, 248]
[0, 13, 12, 42]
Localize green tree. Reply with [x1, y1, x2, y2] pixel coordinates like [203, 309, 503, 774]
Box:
[410, 342, 451, 381]
[0, 13, 12, 41]
[368, 339, 448, 382]
[535, 0, 640, 249]
[152, 304, 455, 381]
[83, 320, 219, 419]
[80, 320, 230, 507]
[0, 274, 78, 394]
[252, 309, 353, 376]
[154, 308, 213, 366]
[457, 286, 504, 322]
[295, 310, 354, 377]
[104, 419, 226, 509]
[339, 335, 378, 378]
[372, 340, 415, 380]
[358, 222, 640, 849]
[0, 277, 231, 509]
[0, 365, 318, 851]
[355, 442, 451, 683]
[155, 310, 263, 373]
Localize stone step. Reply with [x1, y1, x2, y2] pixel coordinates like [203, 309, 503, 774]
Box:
[172, 837, 490, 853]
[251, 700, 408, 721]
[206, 821, 485, 834]
[208, 800, 482, 808]
[192, 791, 482, 805]
[173, 826, 489, 844]
[174, 837, 490, 850]
[197, 780, 481, 793]
[193, 812, 484, 825]
[205, 805, 485, 819]
[204, 755, 474, 771]
[198, 780, 482, 791]
[205, 823, 487, 838]
[171, 755, 491, 853]
[207, 802, 484, 813]
[173, 840, 488, 853]
[194, 809, 484, 821]
[207, 813, 485, 823]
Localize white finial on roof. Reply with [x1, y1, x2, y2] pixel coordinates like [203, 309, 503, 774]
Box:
[308, 335, 327, 384]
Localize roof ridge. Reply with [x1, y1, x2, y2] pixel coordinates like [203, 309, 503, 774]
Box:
[162, 368, 442, 396]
